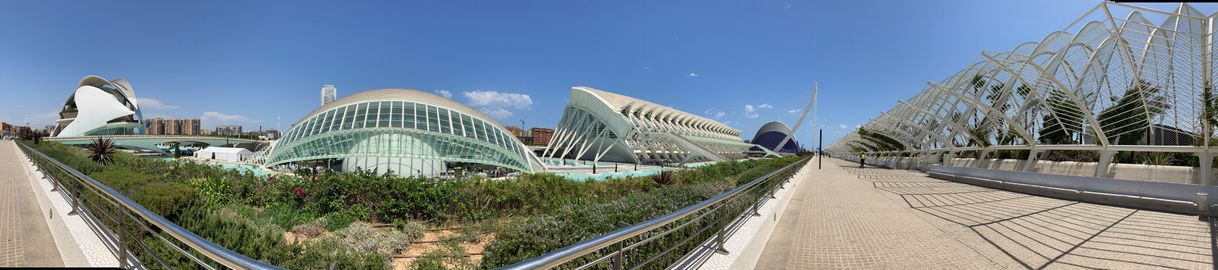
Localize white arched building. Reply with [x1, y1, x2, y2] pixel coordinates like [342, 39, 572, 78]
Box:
[52, 75, 145, 137]
[543, 87, 757, 164]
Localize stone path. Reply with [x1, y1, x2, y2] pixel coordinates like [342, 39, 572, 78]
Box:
[756, 158, 1215, 269]
[0, 140, 62, 266]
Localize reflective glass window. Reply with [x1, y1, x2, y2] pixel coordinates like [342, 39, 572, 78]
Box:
[438, 108, 452, 135]
[415, 104, 428, 131]
[427, 106, 439, 132]
[351, 103, 365, 129]
[378, 101, 391, 128]
[330, 107, 345, 131]
[316, 110, 333, 134]
[478, 121, 491, 144]
[365, 102, 381, 128]
[471, 119, 484, 141]
[460, 115, 473, 139]
[389, 102, 402, 128]
[403, 102, 416, 129]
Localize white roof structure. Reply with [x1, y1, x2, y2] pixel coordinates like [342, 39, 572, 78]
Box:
[52, 75, 145, 137]
[826, 3, 1218, 182]
[197, 147, 251, 155]
[543, 87, 756, 164]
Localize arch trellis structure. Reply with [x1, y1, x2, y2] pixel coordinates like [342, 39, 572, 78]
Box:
[828, 2, 1218, 185]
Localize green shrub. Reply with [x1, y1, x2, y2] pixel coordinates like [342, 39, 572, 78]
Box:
[323, 211, 357, 231]
[186, 177, 231, 208]
[89, 169, 158, 193]
[481, 183, 725, 267]
[130, 182, 198, 218]
[326, 222, 420, 255]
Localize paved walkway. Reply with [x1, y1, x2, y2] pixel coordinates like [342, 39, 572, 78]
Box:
[0, 140, 62, 266]
[757, 158, 1215, 269]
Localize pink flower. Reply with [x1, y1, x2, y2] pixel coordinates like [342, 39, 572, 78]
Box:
[293, 186, 306, 198]
[267, 176, 276, 183]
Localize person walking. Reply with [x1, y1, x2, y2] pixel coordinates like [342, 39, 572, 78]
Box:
[858, 153, 865, 168]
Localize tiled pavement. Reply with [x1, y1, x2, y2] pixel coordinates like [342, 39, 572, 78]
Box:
[0, 140, 62, 267]
[756, 158, 1215, 269]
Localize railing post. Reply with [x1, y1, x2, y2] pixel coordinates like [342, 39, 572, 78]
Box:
[65, 176, 78, 216]
[118, 215, 128, 269]
[611, 241, 624, 270]
[714, 205, 729, 255]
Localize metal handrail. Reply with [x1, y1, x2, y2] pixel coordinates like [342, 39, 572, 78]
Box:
[502, 156, 810, 269]
[17, 141, 282, 270]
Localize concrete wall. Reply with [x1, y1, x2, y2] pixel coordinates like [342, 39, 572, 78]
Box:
[942, 158, 1207, 185]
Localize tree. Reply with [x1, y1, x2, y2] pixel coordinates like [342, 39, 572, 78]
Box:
[1039, 88, 1083, 144]
[1097, 79, 1167, 146]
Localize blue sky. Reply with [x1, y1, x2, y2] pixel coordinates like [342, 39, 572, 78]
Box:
[0, 0, 1180, 145]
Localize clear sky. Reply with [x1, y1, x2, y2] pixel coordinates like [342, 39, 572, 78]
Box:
[1, 0, 1192, 146]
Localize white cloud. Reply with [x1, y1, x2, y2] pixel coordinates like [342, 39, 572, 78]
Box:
[744, 105, 759, 119]
[758, 104, 773, 109]
[462, 90, 532, 120]
[22, 112, 59, 127]
[688, 72, 699, 77]
[435, 90, 453, 99]
[136, 98, 180, 110]
[856, 124, 862, 128]
[201, 111, 256, 128]
[714, 112, 726, 118]
[787, 109, 801, 114]
[479, 108, 513, 119]
[463, 90, 532, 110]
[839, 124, 848, 130]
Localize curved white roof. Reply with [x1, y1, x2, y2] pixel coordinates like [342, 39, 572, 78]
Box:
[756, 121, 793, 136]
[54, 75, 143, 137]
[573, 86, 739, 136]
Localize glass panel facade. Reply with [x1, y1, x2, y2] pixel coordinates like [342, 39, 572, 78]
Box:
[427, 106, 439, 133]
[438, 108, 452, 135]
[404, 102, 416, 129]
[265, 100, 534, 175]
[389, 102, 402, 128]
[352, 103, 366, 129]
[415, 104, 428, 131]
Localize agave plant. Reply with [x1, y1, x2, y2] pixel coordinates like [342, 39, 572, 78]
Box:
[652, 170, 675, 186]
[88, 136, 117, 165]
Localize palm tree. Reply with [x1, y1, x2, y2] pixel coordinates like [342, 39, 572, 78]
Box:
[88, 136, 117, 165]
[1097, 79, 1167, 145]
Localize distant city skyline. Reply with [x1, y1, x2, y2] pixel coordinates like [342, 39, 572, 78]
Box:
[2, 1, 1204, 145]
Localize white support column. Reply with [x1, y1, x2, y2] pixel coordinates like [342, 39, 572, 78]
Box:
[1199, 152, 1213, 186]
[1095, 149, 1114, 178]
[1024, 149, 1040, 172]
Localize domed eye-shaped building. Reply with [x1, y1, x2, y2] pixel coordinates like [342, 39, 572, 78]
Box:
[263, 89, 545, 177]
[52, 75, 145, 137]
[751, 121, 801, 153]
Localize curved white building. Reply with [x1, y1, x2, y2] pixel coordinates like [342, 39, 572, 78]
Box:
[52, 75, 145, 137]
[543, 87, 755, 164]
[263, 89, 545, 177]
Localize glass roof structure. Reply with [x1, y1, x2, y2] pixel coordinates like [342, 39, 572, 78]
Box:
[263, 89, 544, 176]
